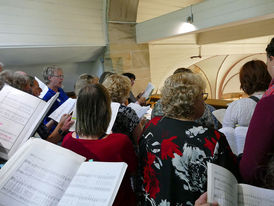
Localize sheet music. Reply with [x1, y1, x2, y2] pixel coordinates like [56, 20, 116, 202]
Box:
[238, 184, 274, 206]
[141, 82, 154, 99]
[207, 163, 238, 206]
[58, 161, 127, 206]
[0, 85, 42, 150]
[219, 127, 237, 155]
[0, 138, 85, 206]
[127, 103, 150, 119]
[212, 109, 226, 125]
[106, 102, 120, 134]
[5, 90, 59, 160]
[49, 98, 76, 122]
[234, 127, 248, 155]
[35, 77, 49, 99]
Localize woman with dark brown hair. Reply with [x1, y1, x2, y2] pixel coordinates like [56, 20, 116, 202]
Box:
[240, 39, 274, 186]
[62, 84, 137, 206]
[222, 60, 271, 128]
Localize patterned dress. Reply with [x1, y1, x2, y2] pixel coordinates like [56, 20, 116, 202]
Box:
[139, 117, 237, 206]
[112, 104, 140, 143]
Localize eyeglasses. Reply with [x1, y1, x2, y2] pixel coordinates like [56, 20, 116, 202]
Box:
[202, 92, 208, 101]
[52, 75, 64, 79]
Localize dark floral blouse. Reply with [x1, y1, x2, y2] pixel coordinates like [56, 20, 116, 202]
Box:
[112, 105, 140, 147]
[112, 105, 139, 136]
[139, 116, 237, 206]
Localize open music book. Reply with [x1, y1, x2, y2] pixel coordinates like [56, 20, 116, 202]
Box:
[219, 127, 248, 155]
[0, 138, 127, 206]
[207, 163, 274, 206]
[0, 84, 58, 160]
[48, 98, 76, 122]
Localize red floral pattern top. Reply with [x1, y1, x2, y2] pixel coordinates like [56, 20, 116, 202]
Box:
[139, 117, 237, 206]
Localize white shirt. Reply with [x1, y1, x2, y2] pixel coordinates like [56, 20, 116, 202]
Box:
[222, 91, 264, 128]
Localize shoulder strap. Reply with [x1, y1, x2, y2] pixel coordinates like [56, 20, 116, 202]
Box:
[249, 96, 260, 103]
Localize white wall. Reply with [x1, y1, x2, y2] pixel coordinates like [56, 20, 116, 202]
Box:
[0, 0, 107, 91]
[0, 0, 106, 47]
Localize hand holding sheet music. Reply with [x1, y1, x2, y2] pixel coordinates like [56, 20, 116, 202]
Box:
[48, 98, 76, 122]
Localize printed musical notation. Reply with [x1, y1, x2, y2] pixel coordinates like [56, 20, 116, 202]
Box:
[0, 152, 74, 205]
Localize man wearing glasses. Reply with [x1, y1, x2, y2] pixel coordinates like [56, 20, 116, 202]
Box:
[42, 65, 69, 133]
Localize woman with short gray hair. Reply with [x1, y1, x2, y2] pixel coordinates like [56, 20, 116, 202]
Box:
[139, 72, 238, 206]
[42, 65, 68, 133]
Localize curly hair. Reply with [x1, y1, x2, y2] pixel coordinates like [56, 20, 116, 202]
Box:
[42, 65, 62, 84]
[102, 74, 131, 103]
[240, 60, 271, 95]
[161, 73, 206, 119]
[266, 37, 274, 58]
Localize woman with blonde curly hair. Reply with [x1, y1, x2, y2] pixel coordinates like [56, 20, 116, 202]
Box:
[103, 74, 142, 145]
[139, 72, 238, 206]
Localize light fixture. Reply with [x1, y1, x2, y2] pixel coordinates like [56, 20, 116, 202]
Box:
[186, 5, 194, 24]
[186, 14, 193, 24]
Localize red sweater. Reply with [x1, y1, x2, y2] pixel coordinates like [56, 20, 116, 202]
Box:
[62, 132, 137, 206]
[240, 94, 274, 185]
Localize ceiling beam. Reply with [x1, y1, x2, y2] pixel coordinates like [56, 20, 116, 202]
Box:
[197, 18, 274, 45]
[136, 0, 274, 43]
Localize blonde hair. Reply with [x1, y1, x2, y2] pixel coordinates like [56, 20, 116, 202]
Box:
[102, 74, 131, 103]
[161, 72, 206, 119]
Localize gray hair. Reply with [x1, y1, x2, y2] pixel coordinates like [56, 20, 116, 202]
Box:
[0, 70, 14, 87]
[12, 72, 30, 92]
[74, 73, 97, 97]
[28, 75, 35, 87]
[42, 65, 62, 84]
